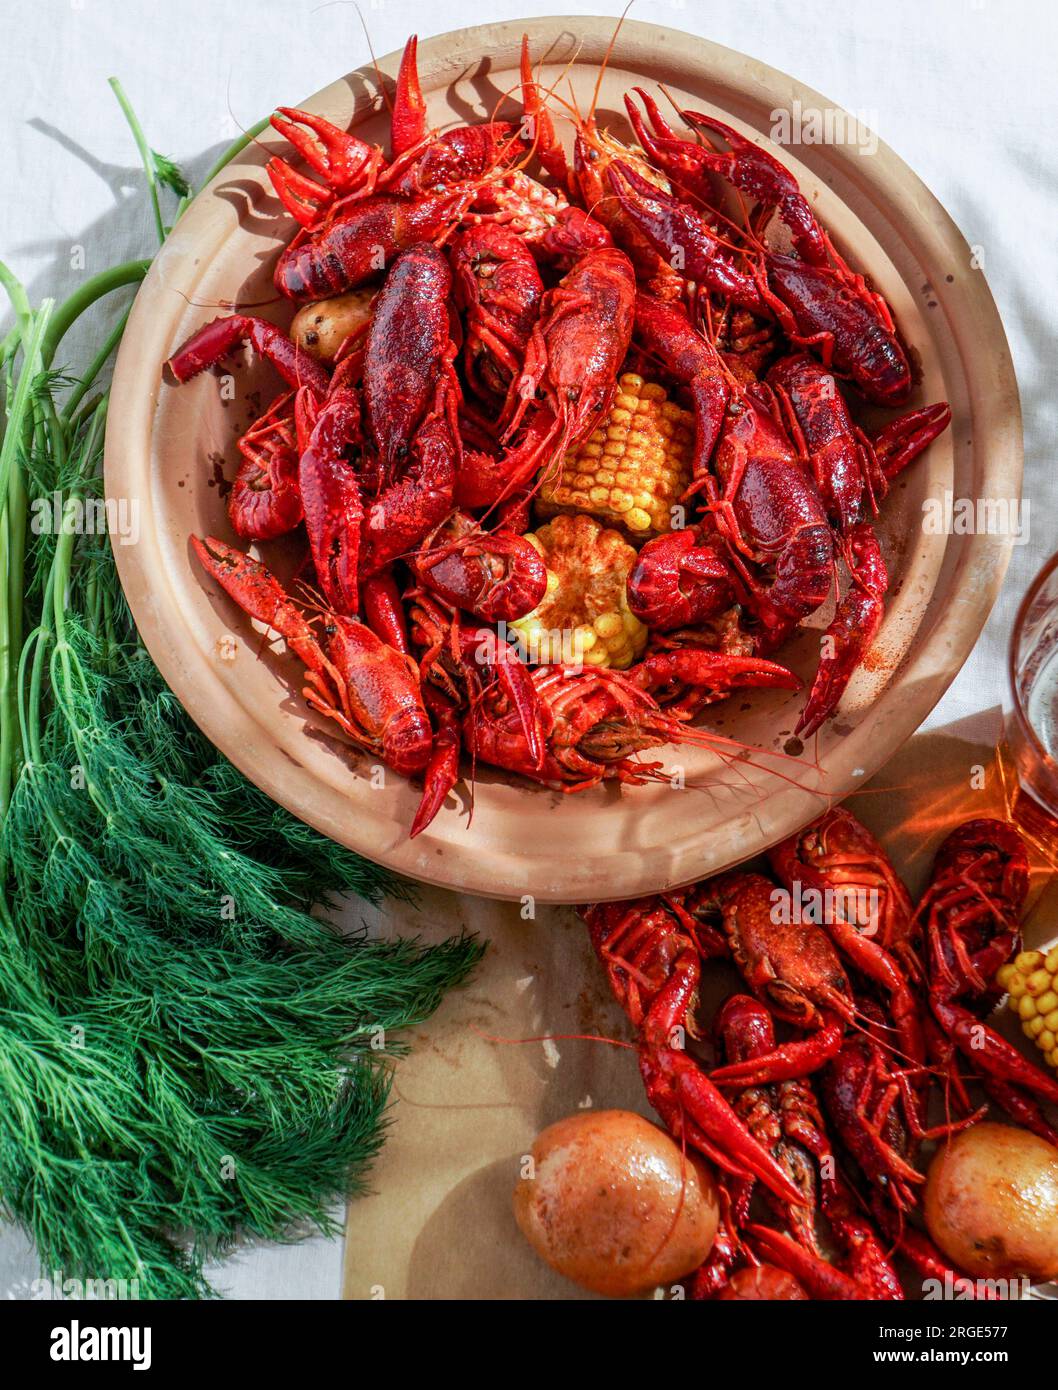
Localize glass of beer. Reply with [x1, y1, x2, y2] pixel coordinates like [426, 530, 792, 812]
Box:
[1009, 552, 1058, 821]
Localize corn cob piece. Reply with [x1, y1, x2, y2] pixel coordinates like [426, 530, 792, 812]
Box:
[997, 947, 1058, 1072]
[538, 373, 695, 538]
[509, 514, 647, 670]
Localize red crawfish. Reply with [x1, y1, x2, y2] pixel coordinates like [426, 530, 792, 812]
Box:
[918, 819, 1058, 1137]
[268, 35, 561, 301]
[191, 537, 433, 780]
[680, 872, 855, 1086]
[769, 807, 926, 1108]
[465, 652, 799, 792]
[410, 510, 547, 624]
[363, 242, 459, 480]
[769, 352, 951, 533]
[563, 87, 685, 302]
[350, 245, 463, 585]
[705, 380, 900, 738]
[618, 94, 914, 403]
[707, 378, 835, 640]
[274, 187, 472, 303]
[627, 523, 735, 632]
[622, 90, 831, 268]
[227, 391, 304, 541]
[456, 245, 637, 511]
[580, 896, 806, 1206]
[507, 245, 637, 457]
[711, 994, 904, 1300]
[448, 223, 544, 427]
[608, 156, 913, 407]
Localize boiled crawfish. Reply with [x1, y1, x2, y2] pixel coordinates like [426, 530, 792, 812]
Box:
[168, 27, 955, 835]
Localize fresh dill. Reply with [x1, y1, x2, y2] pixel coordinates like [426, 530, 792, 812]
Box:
[0, 84, 482, 1299]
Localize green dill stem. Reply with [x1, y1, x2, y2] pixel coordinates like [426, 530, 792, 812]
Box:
[6, 432, 27, 732]
[41, 262, 148, 370]
[0, 302, 52, 816]
[0, 265, 33, 343]
[61, 309, 130, 422]
[108, 79, 166, 245]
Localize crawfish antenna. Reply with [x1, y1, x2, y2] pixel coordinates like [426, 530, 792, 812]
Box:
[586, 0, 636, 130]
[350, 1, 394, 115]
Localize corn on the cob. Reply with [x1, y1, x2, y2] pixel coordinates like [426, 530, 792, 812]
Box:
[509, 514, 648, 670]
[538, 373, 695, 538]
[997, 947, 1058, 1072]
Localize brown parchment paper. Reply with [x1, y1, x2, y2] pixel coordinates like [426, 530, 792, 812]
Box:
[343, 710, 1058, 1300]
[341, 891, 645, 1300]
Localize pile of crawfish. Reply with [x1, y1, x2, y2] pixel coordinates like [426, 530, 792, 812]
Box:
[583, 809, 1058, 1298]
[169, 35, 951, 836]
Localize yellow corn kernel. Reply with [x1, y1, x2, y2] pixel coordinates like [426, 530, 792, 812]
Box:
[999, 947, 1058, 1075]
[536, 373, 695, 538]
[509, 514, 648, 671]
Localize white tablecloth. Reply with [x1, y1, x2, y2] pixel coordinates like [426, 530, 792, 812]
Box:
[2, 0, 1055, 1298]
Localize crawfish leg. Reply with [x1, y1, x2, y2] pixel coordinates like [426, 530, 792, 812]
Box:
[410, 685, 463, 838]
[361, 568, 410, 653]
[167, 314, 330, 394]
[978, 1076, 1058, 1148]
[744, 1225, 873, 1300]
[709, 1018, 845, 1087]
[640, 954, 805, 1206]
[797, 521, 887, 738]
[934, 999, 1058, 1105]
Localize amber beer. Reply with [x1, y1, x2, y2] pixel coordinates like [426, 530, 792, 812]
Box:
[1009, 553, 1058, 832]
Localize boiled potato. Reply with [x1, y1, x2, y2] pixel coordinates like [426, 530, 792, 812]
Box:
[513, 1109, 718, 1296]
[924, 1121, 1058, 1280]
[290, 289, 375, 361]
